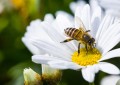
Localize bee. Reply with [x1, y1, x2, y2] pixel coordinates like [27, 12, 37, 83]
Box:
[60, 17, 95, 55]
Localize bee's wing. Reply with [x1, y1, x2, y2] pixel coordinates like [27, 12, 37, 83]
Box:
[75, 16, 86, 31]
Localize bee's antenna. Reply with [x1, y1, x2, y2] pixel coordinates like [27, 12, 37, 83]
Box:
[85, 30, 90, 33]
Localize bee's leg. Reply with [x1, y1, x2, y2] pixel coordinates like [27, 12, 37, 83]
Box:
[60, 38, 74, 43]
[85, 44, 88, 54]
[85, 30, 90, 33]
[94, 43, 96, 48]
[78, 43, 81, 56]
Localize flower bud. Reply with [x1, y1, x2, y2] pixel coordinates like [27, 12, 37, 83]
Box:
[42, 65, 62, 85]
[23, 68, 43, 85]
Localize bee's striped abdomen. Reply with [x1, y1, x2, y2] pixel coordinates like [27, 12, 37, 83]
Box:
[64, 28, 81, 39]
[64, 28, 76, 37]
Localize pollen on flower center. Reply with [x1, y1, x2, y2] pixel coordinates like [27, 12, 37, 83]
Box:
[71, 48, 101, 66]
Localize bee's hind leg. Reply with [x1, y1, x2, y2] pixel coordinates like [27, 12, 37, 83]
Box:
[78, 43, 81, 56]
[60, 38, 74, 43]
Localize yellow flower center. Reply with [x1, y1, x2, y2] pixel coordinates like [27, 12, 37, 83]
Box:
[71, 48, 101, 66]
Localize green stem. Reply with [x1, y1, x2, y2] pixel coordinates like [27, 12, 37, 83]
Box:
[89, 82, 95, 85]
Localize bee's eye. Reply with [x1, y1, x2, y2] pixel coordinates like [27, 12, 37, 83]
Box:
[88, 40, 92, 45]
[88, 38, 95, 45]
[88, 40, 91, 43]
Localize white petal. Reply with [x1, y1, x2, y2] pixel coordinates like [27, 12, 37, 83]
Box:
[81, 4, 91, 30]
[114, 17, 120, 23]
[91, 64, 100, 73]
[25, 20, 53, 42]
[102, 33, 120, 55]
[100, 48, 120, 61]
[29, 19, 41, 27]
[98, 24, 118, 47]
[70, 0, 86, 13]
[75, 4, 90, 30]
[91, 5, 102, 37]
[48, 60, 83, 70]
[99, 0, 120, 10]
[56, 14, 74, 34]
[106, 9, 120, 18]
[75, 3, 85, 20]
[90, 0, 101, 13]
[22, 19, 53, 54]
[44, 14, 54, 22]
[70, 2, 77, 13]
[97, 22, 120, 50]
[98, 0, 120, 17]
[22, 38, 43, 54]
[98, 62, 120, 74]
[41, 21, 64, 42]
[32, 54, 61, 64]
[75, 16, 86, 29]
[55, 11, 73, 22]
[81, 67, 95, 83]
[32, 40, 71, 61]
[95, 15, 114, 44]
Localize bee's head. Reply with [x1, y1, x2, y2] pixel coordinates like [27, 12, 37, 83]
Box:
[88, 38, 95, 45]
[83, 34, 95, 46]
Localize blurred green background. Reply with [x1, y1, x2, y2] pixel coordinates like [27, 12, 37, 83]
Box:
[0, 0, 120, 85]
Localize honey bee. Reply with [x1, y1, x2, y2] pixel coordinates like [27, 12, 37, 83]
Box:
[61, 17, 95, 55]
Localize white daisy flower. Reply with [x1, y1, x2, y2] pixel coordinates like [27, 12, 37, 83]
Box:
[100, 75, 120, 85]
[24, 4, 120, 83]
[98, 0, 120, 17]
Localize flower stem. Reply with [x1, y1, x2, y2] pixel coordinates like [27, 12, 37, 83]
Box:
[89, 82, 95, 85]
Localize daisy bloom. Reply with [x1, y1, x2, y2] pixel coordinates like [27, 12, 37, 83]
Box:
[24, 4, 120, 83]
[98, 0, 120, 17]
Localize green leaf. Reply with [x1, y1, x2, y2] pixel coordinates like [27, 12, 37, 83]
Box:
[0, 18, 9, 32]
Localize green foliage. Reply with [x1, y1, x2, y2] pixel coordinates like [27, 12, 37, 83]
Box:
[0, 17, 9, 32]
[0, 0, 119, 85]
